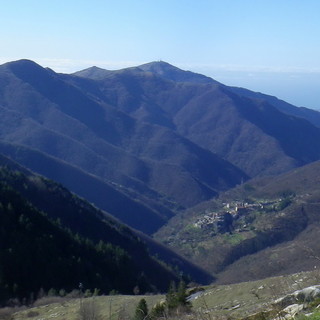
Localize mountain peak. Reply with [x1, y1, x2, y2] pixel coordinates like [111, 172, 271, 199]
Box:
[73, 66, 113, 80]
[138, 61, 216, 84]
[2, 59, 55, 82]
[138, 60, 178, 73]
[3, 59, 43, 71]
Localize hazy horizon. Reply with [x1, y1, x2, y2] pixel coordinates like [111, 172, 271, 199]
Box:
[1, 0, 320, 110]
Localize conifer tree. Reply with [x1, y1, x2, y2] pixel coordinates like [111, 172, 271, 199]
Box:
[165, 280, 191, 314]
[165, 281, 177, 311]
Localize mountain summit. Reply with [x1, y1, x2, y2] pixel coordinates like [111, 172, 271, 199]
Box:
[137, 61, 216, 83]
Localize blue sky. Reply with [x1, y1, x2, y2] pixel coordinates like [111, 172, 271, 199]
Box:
[1, 0, 320, 109]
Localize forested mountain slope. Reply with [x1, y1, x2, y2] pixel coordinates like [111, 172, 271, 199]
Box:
[0, 59, 247, 233]
[74, 61, 320, 177]
[0, 154, 212, 303]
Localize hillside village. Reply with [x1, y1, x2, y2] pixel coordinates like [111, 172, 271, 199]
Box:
[193, 199, 286, 233]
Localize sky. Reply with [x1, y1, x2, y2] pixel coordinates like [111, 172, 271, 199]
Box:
[1, 0, 320, 109]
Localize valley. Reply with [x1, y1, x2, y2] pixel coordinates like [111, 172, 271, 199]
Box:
[155, 159, 320, 284]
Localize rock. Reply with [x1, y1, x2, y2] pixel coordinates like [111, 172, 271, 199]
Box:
[275, 285, 320, 307]
[282, 304, 304, 318]
[295, 286, 320, 302]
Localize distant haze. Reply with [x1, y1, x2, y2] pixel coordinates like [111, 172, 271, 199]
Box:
[165, 63, 320, 111]
[2, 1, 320, 111]
[200, 68, 320, 111]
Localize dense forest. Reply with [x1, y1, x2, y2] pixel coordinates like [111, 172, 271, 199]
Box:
[0, 164, 184, 305]
[0, 179, 148, 303]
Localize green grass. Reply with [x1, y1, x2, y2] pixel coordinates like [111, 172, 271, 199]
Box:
[222, 232, 247, 245]
[298, 311, 320, 320]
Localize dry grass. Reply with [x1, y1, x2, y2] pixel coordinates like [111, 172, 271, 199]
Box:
[7, 270, 320, 320]
[10, 294, 164, 320]
[192, 270, 320, 319]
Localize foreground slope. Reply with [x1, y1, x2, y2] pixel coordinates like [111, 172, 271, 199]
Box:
[9, 270, 320, 320]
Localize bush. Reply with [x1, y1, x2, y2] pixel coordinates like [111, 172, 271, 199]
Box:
[134, 298, 149, 320]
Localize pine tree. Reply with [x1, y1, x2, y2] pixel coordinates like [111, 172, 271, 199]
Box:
[165, 280, 191, 315]
[177, 280, 191, 312]
[177, 280, 187, 306]
[165, 281, 178, 311]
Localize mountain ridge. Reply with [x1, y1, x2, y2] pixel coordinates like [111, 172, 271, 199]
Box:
[0, 59, 248, 233]
[72, 61, 320, 176]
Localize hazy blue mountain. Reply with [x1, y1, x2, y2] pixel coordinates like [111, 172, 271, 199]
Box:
[0, 59, 247, 233]
[74, 61, 320, 177]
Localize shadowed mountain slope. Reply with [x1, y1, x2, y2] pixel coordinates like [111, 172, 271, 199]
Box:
[0, 141, 173, 234]
[0, 164, 176, 302]
[73, 61, 320, 177]
[0, 59, 247, 233]
[0, 154, 213, 293]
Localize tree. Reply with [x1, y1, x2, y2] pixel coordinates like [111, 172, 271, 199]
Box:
[177, 280, 188, 306]
[134, 298, 149, 320]
[165, 280, 191, 315]
[165, 281, 177, 312]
